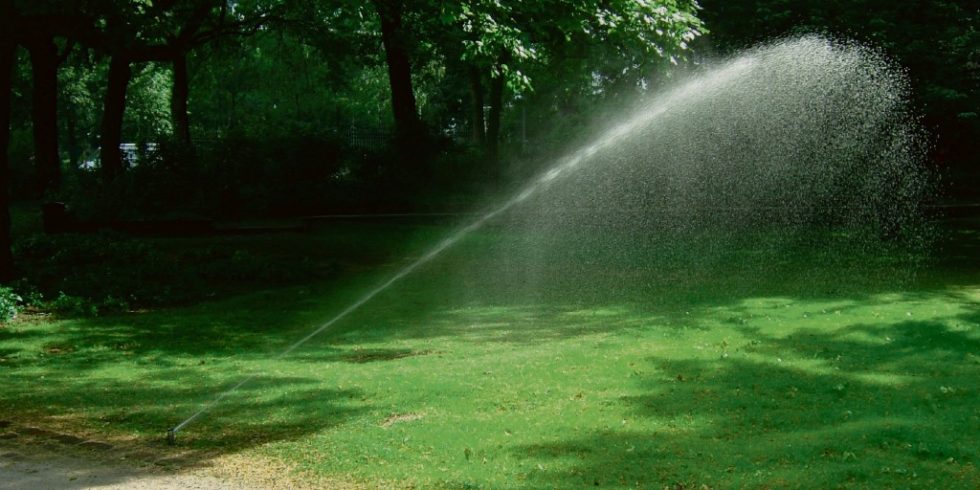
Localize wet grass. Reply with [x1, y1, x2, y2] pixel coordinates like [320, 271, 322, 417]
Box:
[0, 215, 978, 488]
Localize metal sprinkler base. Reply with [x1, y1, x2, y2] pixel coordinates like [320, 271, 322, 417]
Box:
[166, 428, 176, 446]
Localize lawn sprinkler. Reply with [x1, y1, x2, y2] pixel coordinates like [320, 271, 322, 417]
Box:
[166, 427, 177, 445]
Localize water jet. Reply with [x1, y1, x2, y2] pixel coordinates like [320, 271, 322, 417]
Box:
[169, 35, 929, 438]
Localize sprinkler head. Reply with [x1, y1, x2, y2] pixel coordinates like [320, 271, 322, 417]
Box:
[166, 428, 176, 446]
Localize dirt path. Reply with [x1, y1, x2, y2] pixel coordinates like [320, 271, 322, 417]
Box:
[0, 420, 341, 490]
[0, 448, 246, 489]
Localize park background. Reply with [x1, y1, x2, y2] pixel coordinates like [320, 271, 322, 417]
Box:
[0, 1, 978, 488]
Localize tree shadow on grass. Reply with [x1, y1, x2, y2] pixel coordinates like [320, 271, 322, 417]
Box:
[1, 363, 368, 461]
[505, 313, 980, 488]
[0, 378, 367, 488]
[8, 216, 974, 362]
[0, 278, 371, 365]
[0, 281, 388, 462]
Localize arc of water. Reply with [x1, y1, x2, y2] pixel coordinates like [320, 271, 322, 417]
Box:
[169, 55, 758, 438]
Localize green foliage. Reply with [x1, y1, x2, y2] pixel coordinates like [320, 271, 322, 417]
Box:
[11, 222, 343, 316]
[2, 0, 710, 207]
[52, 134, 346, 220]
[200, 131, 354, 216]
[0, 286, 22, 322]
[46, 292, 129, 317]
[438, 0, 705, 93]
[49, 127, 498, 222]
[187, 12, 394, 138]
[4, 0, 973, 207]
[58, 52, 103, 164]
[124, 62, 174, 142]
[49, 292, 101, 317]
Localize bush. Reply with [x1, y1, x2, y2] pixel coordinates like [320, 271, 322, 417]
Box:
[51, 129, 500, 221]
[0, 287, 22, 323]
[49, 292, 100, 317]
[11, 229, 341, 315]
[54, 131, 368, 221]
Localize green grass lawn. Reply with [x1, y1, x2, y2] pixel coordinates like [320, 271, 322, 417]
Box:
[1, 214, 978, 488]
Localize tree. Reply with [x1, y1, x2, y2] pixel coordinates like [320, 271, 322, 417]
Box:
[8, 0, 107, 195]
[26, 37, 63, 194]
[436, 0, 705, 159]
[166, 1, 217, 147]
[0, 0, 16, 281]
[170, 47, 191, 145]
[92, 0, 268, 179]
[165, 0, 271, 147]
[99, 54, 130, 181]
[373, 0, 424, 141]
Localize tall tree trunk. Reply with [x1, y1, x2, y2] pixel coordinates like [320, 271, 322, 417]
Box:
[171, 50, 192, 147]
[469, 66, 485, 145]
[65, 101, 80, 168]
[27, 37, 60, 196]
[486, 69, 505, 160]
[374, 0, 421, 139]
[0, 38, 15, 281]
[100, 55, 131, 182]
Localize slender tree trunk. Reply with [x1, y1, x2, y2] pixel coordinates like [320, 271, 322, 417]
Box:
[100, 55, 131, 182]
[469, 66, 485, 145]
[171, 50, 192, 147]
[0, 38, 16, 281]
[65, 101, 80, 168]
[27, 37, 60, 195]
[374, 0, 421, 139]
[486, 68, 505, 160]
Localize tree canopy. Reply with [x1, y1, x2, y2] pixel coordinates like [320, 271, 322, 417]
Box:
[0, 0, 976, 280]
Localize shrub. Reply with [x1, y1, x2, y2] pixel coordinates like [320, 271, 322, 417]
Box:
[12, 228, 341, 314]
[50, 292, 100, 317]
[50, 129, 500, 221]
[0, 287, 22, 323]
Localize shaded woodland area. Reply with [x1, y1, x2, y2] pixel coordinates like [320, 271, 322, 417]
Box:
[0, 0, 976, 285]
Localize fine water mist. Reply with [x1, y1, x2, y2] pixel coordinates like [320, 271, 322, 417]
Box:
[171, 36, 931, 436]
[448, 35, 932, 306]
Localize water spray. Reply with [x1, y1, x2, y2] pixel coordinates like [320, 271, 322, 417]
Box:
[165, 53, 761, 443]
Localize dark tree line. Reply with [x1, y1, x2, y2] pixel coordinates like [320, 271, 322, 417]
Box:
[0, 0, 975, 283]
[0, 0, 277, 279]
[0, 0, 705, 280]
